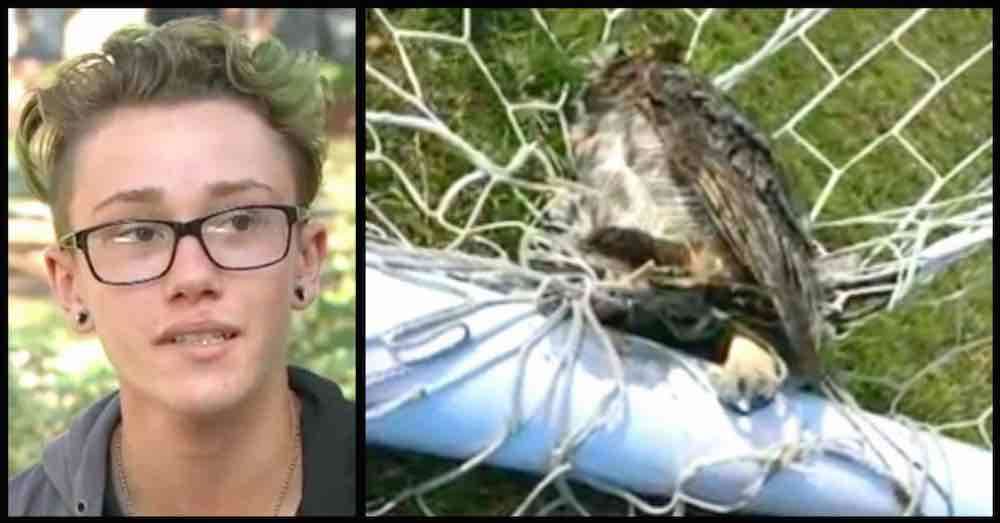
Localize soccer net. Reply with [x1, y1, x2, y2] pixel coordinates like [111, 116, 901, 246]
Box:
[365, 8, 992, 516]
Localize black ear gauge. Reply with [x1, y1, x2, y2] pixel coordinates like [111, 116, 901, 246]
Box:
[295, 286, 305, 301]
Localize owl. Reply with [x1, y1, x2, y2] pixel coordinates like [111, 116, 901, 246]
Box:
[549, 44, 826, 413]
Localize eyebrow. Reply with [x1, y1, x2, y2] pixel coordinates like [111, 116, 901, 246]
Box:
[92, 179, 277, 216]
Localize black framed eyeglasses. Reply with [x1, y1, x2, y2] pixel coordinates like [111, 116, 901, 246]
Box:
[58, 204, 310, 286]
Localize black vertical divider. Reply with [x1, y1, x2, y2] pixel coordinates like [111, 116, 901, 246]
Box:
[354, 8, 366, 517]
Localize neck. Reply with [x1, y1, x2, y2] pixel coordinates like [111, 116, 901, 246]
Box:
[114, 375, 302, 516]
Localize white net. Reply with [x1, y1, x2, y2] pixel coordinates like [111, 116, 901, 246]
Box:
[365, 8, 992, 516]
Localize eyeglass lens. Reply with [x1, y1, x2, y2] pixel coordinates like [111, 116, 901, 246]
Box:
[86, 207, 290, 284]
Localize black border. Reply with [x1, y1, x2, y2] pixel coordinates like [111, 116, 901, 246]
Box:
[354, 7, 366, 517]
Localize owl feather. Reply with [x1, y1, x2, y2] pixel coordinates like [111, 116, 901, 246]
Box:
[568, 47, 825, 383]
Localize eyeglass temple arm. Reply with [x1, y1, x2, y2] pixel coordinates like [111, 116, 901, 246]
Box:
[57, 232, 79, 250]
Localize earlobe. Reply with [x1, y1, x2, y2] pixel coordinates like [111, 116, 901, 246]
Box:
[291, 283, 313, 310]
[291, 222, 328, 310]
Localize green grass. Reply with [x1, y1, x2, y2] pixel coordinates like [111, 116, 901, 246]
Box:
[365, 8, 992, 515]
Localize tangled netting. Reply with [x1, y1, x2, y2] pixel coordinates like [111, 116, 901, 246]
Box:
[365, 8, 992, 515]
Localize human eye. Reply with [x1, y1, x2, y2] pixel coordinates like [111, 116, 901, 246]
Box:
[208, 208, 271, 234]
[103, 223, 169, 245]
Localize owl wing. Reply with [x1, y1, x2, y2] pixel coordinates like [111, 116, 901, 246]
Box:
[643, 64, 825, 379]
[693, 152, 823, 378]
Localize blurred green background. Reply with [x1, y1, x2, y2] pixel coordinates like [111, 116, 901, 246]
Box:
[8, 9, 357, 478]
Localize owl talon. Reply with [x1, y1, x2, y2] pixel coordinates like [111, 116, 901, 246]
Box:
[708, 334, 781, 414]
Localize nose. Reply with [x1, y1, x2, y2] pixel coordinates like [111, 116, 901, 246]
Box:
[162, 234, 221, 299]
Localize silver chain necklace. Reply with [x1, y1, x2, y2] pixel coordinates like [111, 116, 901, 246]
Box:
[114, 392, 301, 516]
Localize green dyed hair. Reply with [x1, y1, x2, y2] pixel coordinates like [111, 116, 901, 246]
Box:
[15, 16, 332, 239]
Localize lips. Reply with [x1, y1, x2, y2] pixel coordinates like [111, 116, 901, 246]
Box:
[155, 321, 241, 346]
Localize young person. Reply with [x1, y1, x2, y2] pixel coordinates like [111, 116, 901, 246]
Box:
[8, 16, 355, 516]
